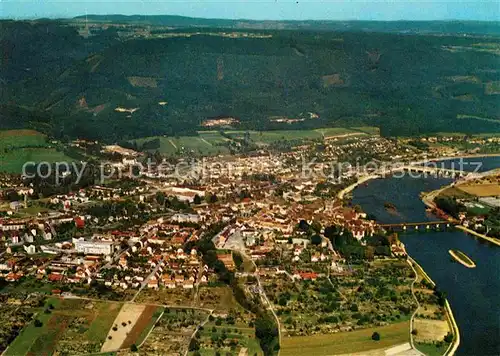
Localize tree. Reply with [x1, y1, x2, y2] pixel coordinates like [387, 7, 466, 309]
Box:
[372, 332, 381, 341]
[255, 316, 279, 355]
[193, 194, 202, 205]
[311, 234, 322, 245]
[155, 192, 166, 206]
[444, 332, 453, 343]
[130, 344, 138, 352]
[34, 320, 43, 327]
[188, 338, 200, 351]
[298, 219, 309, 231]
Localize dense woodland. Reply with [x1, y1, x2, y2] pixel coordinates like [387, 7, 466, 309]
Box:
[1, 19, 499, 142]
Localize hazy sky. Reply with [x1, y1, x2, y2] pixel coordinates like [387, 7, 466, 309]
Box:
[1, 0, 499, 21]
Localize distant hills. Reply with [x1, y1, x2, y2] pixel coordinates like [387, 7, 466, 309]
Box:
[73, 15, 500, 36]
[1, 17, 499, 142]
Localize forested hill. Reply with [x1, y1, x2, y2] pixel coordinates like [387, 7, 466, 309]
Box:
[73, 15, 500, 36]
[1, 19, 499, 142]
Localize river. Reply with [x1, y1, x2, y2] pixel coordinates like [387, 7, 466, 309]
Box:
[352, 157, 500, 356]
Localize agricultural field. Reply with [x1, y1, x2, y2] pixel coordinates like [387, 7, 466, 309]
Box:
[102, 303, 163, 352]
[280, 321, 410, 356]
[0, 130, 72, 173]
[457, 174, 500, 197]
[459, 184, 500, 196]
[132, 135, 229, 156]
[131, 127, 378, 157]
[137, 308, 209, 355]
[5, 297, 122, 356]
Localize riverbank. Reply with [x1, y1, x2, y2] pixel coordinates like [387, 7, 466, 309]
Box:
[338, 154, 500, 201]
[407, 256, 460, 356]
[337, 175, 379, 200]
[455, 226, 500, 247]
[420, 167, 500, 246]
[449, 250, 476, 268]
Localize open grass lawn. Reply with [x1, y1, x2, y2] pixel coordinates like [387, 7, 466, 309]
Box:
[5, 298, 122, 356]
[0, 148, 73, 173]
[280, 321, 410, 356]
[416, 342, 449, 356]
[0, 130, 72, 174]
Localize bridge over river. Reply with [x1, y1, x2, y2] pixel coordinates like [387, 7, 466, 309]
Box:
[380, 165, 467, 178]
[380, 220, 459, 231]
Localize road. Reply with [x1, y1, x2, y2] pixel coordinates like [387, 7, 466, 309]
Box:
[247, 257, 281, 355]
[131, 262, 162, 302]
[406, 259, 426, 356]
[183, 310, 214, 356]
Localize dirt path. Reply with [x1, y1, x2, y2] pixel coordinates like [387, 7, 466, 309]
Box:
[168, 139, 178, 150]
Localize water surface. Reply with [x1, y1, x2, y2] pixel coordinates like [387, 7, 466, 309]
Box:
[352, 165, 500, 356]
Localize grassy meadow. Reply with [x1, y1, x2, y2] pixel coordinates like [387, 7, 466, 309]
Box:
[0, 130, 73, 173]
[280, 321, 410, 356]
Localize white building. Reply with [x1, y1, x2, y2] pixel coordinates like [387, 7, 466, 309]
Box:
[24, 245, 36, 255]
[171, 213, 201, 224]
[74, 239, 114, 255]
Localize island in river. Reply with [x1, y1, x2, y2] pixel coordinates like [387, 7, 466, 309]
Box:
[449, 249, 476, 268]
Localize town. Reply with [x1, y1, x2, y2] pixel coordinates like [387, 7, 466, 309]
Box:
[1, 130, 498, 356]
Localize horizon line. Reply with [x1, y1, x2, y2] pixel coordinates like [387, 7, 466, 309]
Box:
[1, 13, 500, 23]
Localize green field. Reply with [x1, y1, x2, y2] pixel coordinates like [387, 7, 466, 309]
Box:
[280, 321, 410, 356]
[133, 134, 230, 156]
[132, 127, 377, 156]
[0, 130, 48, 149]
[0, 148, 73, 173]
[5, 298, 122, 356]
[0, 130, 73, 173]
[416, 342, 449, 356]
